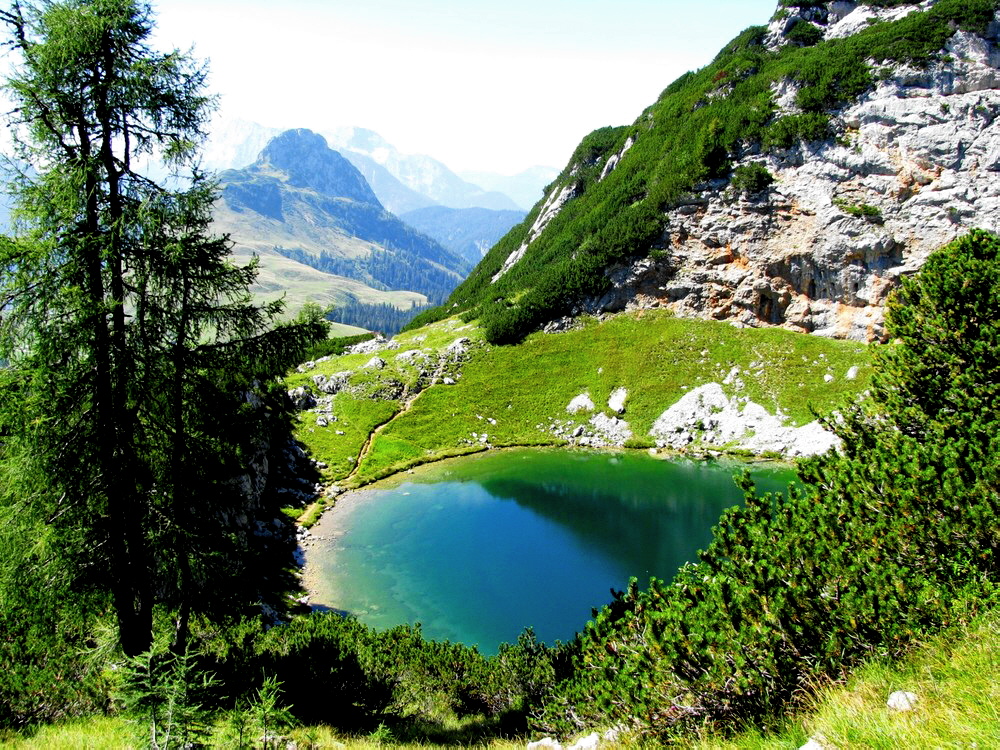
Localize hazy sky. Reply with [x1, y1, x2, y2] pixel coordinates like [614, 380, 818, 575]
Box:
[151, 0, 778, 175]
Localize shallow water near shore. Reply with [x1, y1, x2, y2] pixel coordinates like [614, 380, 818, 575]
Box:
[303, 448, 795, 655]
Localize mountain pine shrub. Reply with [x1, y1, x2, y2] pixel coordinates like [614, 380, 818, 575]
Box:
[729, 163, 775, 194]
[535, 230, 1000, 741]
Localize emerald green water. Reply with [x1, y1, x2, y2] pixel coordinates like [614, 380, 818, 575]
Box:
[305, 448, 794, 655]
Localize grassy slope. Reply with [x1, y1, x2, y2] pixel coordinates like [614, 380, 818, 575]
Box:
[230, 246, 428, 317]
[285, 311, 872, 494]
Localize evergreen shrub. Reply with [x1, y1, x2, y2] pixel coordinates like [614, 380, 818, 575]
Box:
[730, 163, 775, 193]
[535, 231, 1000, 741]
[785, 19, 823, 46]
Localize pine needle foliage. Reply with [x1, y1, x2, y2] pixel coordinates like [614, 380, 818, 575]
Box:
[535, 230, 1000, 740]
[0, 0, 326, 670]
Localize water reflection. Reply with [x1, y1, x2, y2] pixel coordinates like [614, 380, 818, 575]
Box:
[305, 449, 795, 654]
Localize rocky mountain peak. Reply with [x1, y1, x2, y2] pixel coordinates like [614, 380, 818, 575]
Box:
[765, 1, 999, 53]
[327, 126, 392, 158]
[257, 128, 381, 206]
[442, 0, 1000, 345]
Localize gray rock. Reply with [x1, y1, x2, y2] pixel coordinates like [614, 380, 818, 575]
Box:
[887, 690, 919, 711]
[316, 371, 353, 394]
[287, 385, 315, 410]
[567, 733, 599, 750]
[589, 413, 633, 447]
[566, 393, 596, 414]
[347, 335, 388, 354]
[395, 349, 430, 365]
[445, 337, 472, 357]
[570, 18, 1000, 342]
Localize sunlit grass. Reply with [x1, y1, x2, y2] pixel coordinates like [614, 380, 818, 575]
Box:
[284, 311, 873, 491]
[685, 607, 1000, 749]
[3, 716, 135, 749]
[352, 311, 871, 480]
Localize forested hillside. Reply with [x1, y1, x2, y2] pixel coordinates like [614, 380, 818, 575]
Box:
[213, 129, 470, 325]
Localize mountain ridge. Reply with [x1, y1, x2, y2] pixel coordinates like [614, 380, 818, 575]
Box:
[201, 118, 553, 213]
[323, 126, 522, 211]
[214, 129, 468, 317]
[417, 0, 1000, 344]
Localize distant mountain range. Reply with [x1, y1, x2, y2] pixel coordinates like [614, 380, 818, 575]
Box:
[202, 120, 546, 329]
[326, 127, 522, 212]
[458, 166, 559, 214]
[202, 119, 554, 212]
[399, 206, 528, 266]
[213, 129, 469, 325]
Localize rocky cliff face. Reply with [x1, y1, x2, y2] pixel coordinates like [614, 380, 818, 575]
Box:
[580, 1, 1000, 340]
[481, 1, 1000, 342]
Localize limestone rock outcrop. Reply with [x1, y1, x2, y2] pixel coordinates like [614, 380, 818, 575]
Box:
[581, 2, 1000, 341]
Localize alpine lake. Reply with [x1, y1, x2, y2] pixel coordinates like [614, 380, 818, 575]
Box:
[303, 448, 796, 655]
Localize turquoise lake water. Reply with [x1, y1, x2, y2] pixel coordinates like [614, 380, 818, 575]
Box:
[304, 448, 795, 655]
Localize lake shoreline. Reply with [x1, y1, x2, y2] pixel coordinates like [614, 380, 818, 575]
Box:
[302, 442, 795, 529]
[297, 447, 798, 651]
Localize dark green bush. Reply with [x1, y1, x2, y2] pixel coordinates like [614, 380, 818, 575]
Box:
[835, 200, 883, 221]
[204, 612, 566, 740]
[763, 112, 831, 150]
[535, 231, 1000, 741]
[729, 163, 774, 193]
[785, 19, 823, 46]
[0, 587, 108, 728]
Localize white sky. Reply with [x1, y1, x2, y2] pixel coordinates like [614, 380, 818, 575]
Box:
[151, 0, 777, 175]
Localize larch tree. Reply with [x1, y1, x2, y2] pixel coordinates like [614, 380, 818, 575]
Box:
[0, 0, 325, 656]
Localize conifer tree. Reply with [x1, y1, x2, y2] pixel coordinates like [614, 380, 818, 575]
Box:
[0, 0, 324, 656]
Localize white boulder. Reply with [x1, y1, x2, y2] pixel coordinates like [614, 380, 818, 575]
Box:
[887, 690, 919, 712]
[568, 733, 600, 750]
[607, 387, 628, 413]
[650, 382, 840, 457]
[526, 739, 562, 750]
[566, 393, 596, 414]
